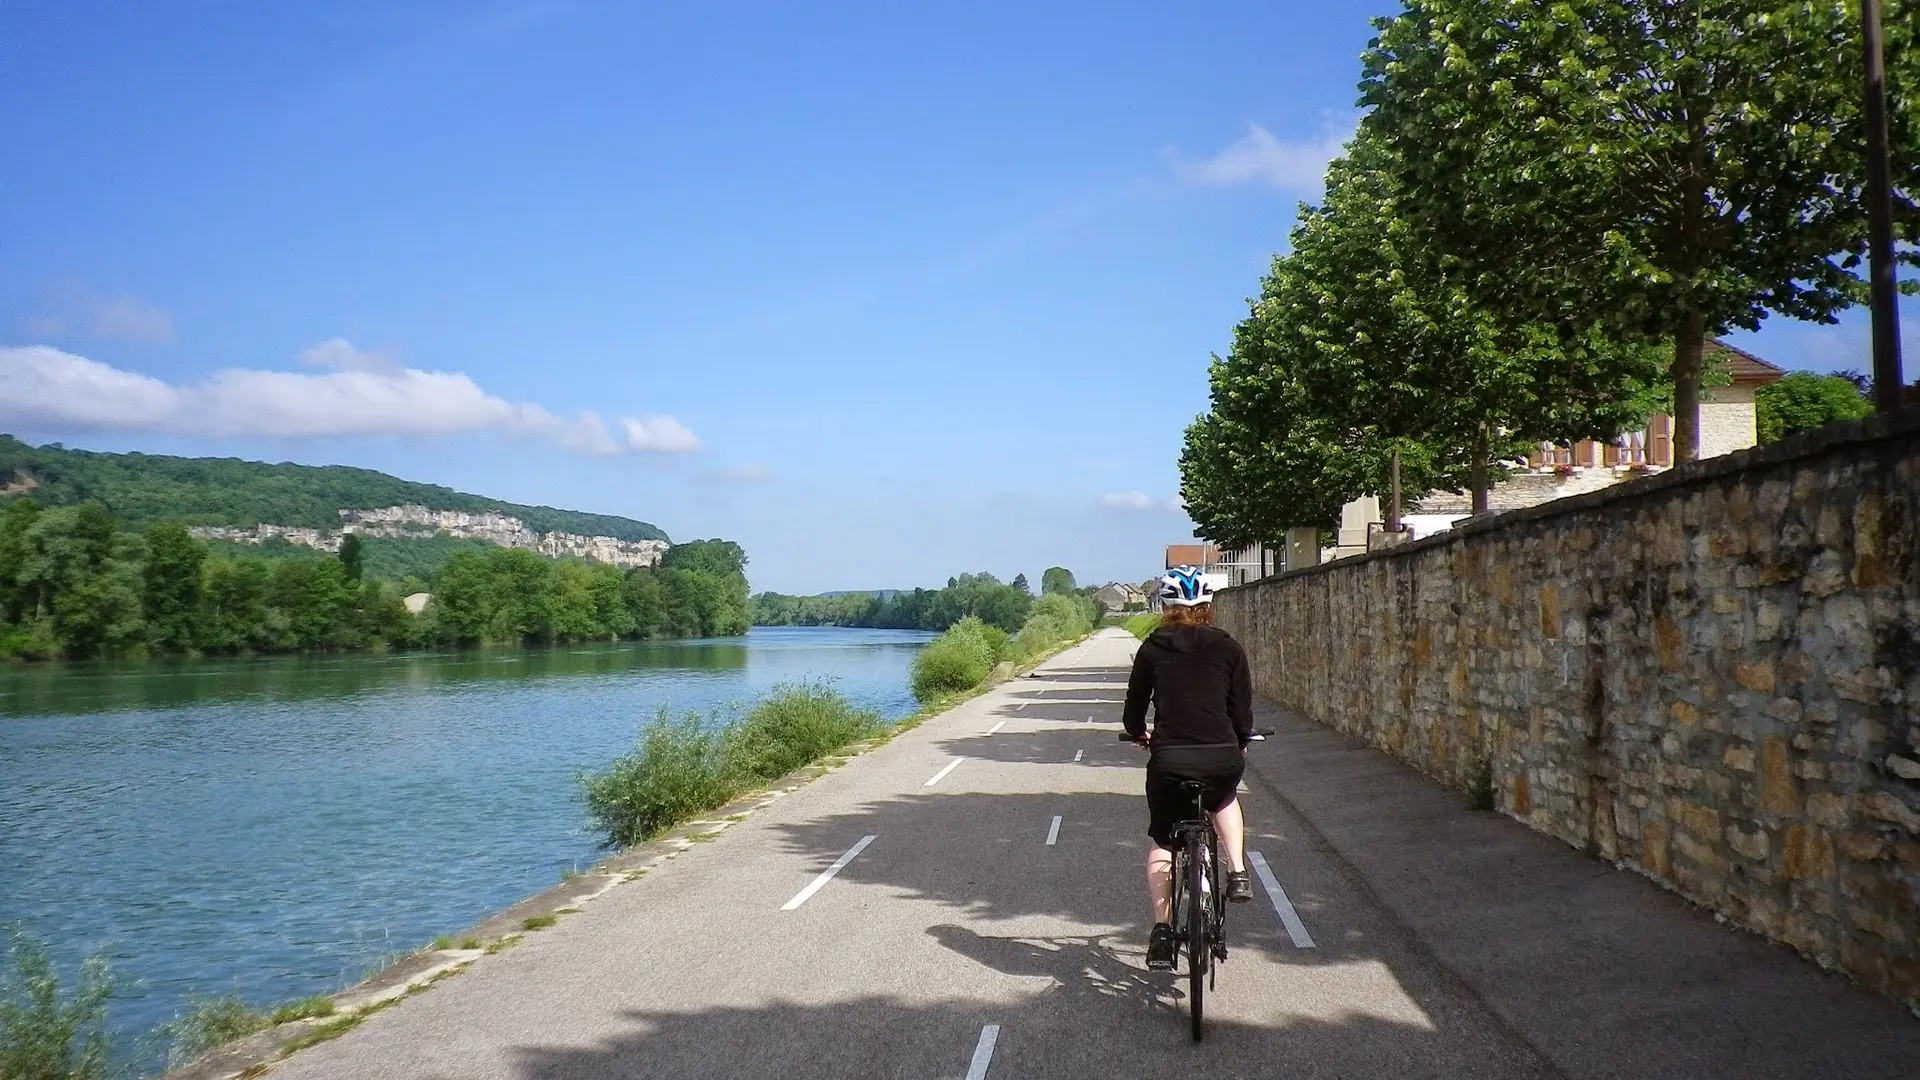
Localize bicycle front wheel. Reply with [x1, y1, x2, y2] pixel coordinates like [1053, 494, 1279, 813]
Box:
[1186, 832, 1208, 1042]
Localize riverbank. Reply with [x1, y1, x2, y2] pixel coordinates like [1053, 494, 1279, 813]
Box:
[154, 628, 1096, 1080]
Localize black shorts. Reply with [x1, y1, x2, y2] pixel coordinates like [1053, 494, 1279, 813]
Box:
[1145, 751, 1243, 849]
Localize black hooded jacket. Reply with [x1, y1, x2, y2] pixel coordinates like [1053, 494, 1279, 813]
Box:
[1121, 623, 1254, 763]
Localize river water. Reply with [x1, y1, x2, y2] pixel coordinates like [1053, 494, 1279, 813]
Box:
[0, 627, 930, 1068]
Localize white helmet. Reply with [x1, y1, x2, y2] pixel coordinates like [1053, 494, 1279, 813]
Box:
[1158, 565, 1213, 607]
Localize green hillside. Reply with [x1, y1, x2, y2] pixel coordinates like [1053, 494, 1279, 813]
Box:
[0, 435, 669, 542]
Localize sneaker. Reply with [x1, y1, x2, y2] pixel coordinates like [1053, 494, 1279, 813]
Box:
[1226, 871, 1253, 904]
[1146, 923, 1177, 970]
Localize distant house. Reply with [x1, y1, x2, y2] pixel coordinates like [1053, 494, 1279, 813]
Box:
[1094, 582, 1146, 613]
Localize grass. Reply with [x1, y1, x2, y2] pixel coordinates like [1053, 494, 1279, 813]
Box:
[1467, 758, 1496, 812]
[1123, 612, 1161, 640]
[0, 927, 114, 1080]
[579, 679, 882, 847]
[521, 915, 558, 931]
[268, 994, 335, 1024]
[163, 994, 273, 1068]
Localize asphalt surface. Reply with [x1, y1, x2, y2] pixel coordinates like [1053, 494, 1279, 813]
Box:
[271, 629, 1917, 1079]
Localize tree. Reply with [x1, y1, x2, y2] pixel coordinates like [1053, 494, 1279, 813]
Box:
[1756, 371, 1876, 442]
[1040, 568, 1077, 595]
[142, 523, 205, 652]
[1361, 0, 1920, 463]
[338, 533, 364, 582]
[1010, 573, 1031, 594]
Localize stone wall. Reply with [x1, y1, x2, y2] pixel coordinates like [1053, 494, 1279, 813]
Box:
[1214, 411, 1920, 1013]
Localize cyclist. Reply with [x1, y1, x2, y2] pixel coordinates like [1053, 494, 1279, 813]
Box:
[1123, 565, 1255, 971]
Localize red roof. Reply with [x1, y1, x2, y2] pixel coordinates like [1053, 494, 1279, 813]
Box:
[1165, 544, 1216, 569]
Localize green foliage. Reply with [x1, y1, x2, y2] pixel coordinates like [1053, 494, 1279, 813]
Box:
[910, 622, 997, 703]
[1040, 567, 1077, 595]
[751, 572, 1032, 634]
[142, 523, 205, 653]
[1123, 612, 1161, 641]
[579, 682, 881, 846]
[0, 927, 115, 1080]
[268, 995, 334, 1024]
[337, 533, 364, 582]
[1756, 372, 1875, 443]
[163, 994, 271, 1069]
[0, 501, 747, 661]
[1359, 0, 1920, 460]
[1009, 573, 1030, 594]
[0, 435, 669, 540]
[1006, 592, 1100, 664]
[1179, 130, 1665, 541]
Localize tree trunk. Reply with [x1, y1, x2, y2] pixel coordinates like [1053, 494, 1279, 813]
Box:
[1672, 314, 1705, 463]
[1386, 448, 1403, 532]
[1470, 426, 1490, 516]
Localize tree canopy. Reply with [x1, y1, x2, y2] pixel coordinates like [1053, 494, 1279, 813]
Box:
[1756, 371, 1876, 441]
[1359, 0, 1920, 462]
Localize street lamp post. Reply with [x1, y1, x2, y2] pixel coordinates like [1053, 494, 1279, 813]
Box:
[1861, 0, 1905, 412]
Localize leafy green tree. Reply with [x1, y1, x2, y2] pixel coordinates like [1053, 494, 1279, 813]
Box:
[0, 499, 40, 624]
[199, 557, 272, 652]
[622, 568, 668, 639]
[1360, 0, 1920, 462]
[338, 532, 364, 582]
[659, 540, 747, 579]
[53, 561, 145, 659]
[1756, 372, 1875, 442]
[1010, 573, 1030, 594]
[1040, 568, 1076, 595]
[143, 523, 206, 653]
[550, 561, 603, 641]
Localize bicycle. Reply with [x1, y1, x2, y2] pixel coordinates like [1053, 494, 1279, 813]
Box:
[1119, 729, 1272, 1041]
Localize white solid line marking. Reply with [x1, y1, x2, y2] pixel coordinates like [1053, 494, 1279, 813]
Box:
[1249, 850, 1316, 948]
[986, 721, 1005, 735]
[966, 1024, 1001, 1080]
[781, 835, 877, 911]
[1238, 782, 1249, 793]
[1073, 749, 1084, 762]
[1045, 816, 1062, 845]
[924, 759, 963, 787]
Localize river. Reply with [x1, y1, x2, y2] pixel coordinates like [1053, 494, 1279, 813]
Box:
[0, 626, 931, 1068]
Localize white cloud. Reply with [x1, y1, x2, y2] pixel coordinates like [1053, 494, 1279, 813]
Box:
[1179, 123, 1351, 191]
[709, 463, 771, 484]
[88, 294, 175, 343]
[1100, 491, 1158, 511]
[0, 343, 702, 456]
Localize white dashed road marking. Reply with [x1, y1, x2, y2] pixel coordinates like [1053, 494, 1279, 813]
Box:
[924, 759, 963, 787]
[1073, 749, 1084, 762]
[986, 721, 1005, 735]
[1249, 850, 1316, 948]
[966, 1024, 1001, 1080]
[781, 835, 877, 911]
[1045, 816, 1062, 845]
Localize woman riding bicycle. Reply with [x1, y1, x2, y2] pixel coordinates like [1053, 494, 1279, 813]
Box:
[1122, 566, 1255, 971]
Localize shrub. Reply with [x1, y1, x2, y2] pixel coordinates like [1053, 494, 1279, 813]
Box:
[0, 928, 115, 1080]
[727, 679, 880, 782]
[910, 624, 995, 703]
[579, 711, 735, 847]
[581, 682, 881, 846]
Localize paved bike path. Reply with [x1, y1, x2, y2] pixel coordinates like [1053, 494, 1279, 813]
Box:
[268, 629, 1914, 1079]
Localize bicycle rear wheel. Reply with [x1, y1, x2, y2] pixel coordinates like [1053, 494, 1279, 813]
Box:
[1186, 832, 1208, 1042]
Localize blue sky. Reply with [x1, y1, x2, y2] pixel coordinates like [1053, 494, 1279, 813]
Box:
[1, 2, 1912, 594]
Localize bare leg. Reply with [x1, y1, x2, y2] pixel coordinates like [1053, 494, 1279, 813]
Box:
[1212, 797, 1246, 873]
[1147, 845, 1174, 924]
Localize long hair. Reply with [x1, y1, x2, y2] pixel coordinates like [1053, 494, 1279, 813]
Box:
[1159, 602, 1212, 627]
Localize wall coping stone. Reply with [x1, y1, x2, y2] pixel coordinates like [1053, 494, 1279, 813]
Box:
[1229, 405, 1920, 592]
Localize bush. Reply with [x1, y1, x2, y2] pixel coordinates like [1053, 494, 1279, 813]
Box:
[581, 682, 881, 847]
[579, 712, 735, 847]
[0, 928, 115, 1080]
[727, 679, 880, 782]
[910, 624, 996, 703]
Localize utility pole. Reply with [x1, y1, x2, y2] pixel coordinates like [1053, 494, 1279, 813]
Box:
[1862, 0, 1905, 412]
